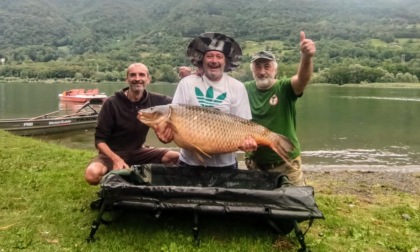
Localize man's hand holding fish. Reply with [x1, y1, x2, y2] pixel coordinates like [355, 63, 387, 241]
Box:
[239, 136, 258, 152]
[137, 111, 174, 144]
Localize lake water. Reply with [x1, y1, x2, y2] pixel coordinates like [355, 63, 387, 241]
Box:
[1, 81, 420, 172]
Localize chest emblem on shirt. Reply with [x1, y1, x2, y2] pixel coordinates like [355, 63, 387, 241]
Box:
[269, 95, 278, 106]
[195, 86, 226, 107]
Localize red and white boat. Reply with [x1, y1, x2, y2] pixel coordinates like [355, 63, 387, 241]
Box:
[59, 88, 107, 103]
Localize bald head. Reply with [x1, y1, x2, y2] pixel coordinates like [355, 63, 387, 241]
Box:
[126, 63, 150, 78]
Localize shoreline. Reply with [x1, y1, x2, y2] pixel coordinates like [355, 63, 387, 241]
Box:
[237, 161, 420, 173]
[236, 161, 420, 195]
[303, 164, 420, 173]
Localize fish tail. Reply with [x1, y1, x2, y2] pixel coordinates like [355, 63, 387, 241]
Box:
[268, 133, 294, 164]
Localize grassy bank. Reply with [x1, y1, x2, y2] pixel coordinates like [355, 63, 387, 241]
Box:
[0, 130, 419, 251]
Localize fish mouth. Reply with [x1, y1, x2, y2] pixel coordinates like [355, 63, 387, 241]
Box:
[139, 113, 156, 124]
[139, 105, 172, 127]
[139, 112, 167, 127]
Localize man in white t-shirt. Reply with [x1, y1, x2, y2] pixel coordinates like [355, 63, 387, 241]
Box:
[155, 32, 257, 168]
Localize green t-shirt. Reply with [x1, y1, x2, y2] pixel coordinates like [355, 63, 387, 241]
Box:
[244, 78, 301, 164]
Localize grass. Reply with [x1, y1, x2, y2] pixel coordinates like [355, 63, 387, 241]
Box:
[369, 39, 389, 47]
[0, 130, 419, 251]
[395, 38, 420, 45]
[243, 40, 285, 57]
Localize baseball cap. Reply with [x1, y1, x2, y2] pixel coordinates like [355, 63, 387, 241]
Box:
[251, 50, 276, 62]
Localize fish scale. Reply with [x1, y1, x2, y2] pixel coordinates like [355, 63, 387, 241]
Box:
[139, 104, 294, 163]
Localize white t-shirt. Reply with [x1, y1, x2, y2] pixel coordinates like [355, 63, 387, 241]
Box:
[172, 73, 252, 167]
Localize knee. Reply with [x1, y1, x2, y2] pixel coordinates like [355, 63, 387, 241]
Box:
[162, 151, 179, 165]
[84, 168, 100, 185]
[84, 163, 107, 185]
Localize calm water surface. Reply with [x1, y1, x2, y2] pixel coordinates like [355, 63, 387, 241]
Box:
[1, 82, 419, 172]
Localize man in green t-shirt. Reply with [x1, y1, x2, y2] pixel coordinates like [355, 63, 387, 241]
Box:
[244, 31, 316, 186]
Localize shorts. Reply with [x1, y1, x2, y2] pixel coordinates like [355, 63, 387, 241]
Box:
[90, 147, 169, 172]
[245, 156, 305, 186]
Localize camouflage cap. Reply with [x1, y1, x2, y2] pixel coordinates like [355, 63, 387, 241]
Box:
[187, 32, 242, 72]
[251, 50, 276, 62]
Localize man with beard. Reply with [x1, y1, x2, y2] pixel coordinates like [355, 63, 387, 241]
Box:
[152, 32, 257, 169]
[244, 31, 316, 186]
[84, 63, 179, 185]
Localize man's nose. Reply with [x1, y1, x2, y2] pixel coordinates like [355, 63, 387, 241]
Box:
[208, 56, 218, 62]
[256, 68, 266, 75]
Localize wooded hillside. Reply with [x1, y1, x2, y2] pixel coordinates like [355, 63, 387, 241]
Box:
[1, 0, 420, 84]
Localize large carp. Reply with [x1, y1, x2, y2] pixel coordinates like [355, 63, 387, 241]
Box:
[139, 104, 294, 164]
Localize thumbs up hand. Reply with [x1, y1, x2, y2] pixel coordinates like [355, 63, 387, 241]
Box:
[299, 31, 316, 58]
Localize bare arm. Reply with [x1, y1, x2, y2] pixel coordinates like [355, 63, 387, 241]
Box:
[291, 31, 316, 95]
[153, 121, 174, 144]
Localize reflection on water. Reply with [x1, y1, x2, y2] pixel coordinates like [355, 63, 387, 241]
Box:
[59, 101, 88, 113]
[58, 101, 102, 115]
[335, 95, 420, 102]
[302, 147, 420, 170]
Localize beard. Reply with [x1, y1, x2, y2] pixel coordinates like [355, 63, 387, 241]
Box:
[206, 71, 223, 81]
[255, 77, 274, 90]
[130, 82, 145, 94]
[203, 65, 223, 81]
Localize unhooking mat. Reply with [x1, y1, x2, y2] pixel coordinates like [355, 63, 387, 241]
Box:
[87, 164, 324, 251]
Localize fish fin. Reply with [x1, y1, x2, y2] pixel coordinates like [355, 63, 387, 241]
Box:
[192, 151, 205, 165]
[270, 133, 294, 165]
[192, 145, 212, 158]
[191, 144, 212, 163]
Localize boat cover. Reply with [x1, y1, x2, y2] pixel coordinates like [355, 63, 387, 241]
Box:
[88, 164, 324, 250]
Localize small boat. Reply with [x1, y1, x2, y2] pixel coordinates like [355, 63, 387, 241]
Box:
[58, 88, 107, 103]
[0, 101, 101, 136]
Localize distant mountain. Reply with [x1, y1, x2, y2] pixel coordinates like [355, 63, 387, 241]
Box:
[1, 0, 419, 84]
[1, 0, 419, 53]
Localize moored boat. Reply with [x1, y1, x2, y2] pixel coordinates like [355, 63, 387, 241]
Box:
[58, 88, 107, 103]
[0, 101, 101, 136]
